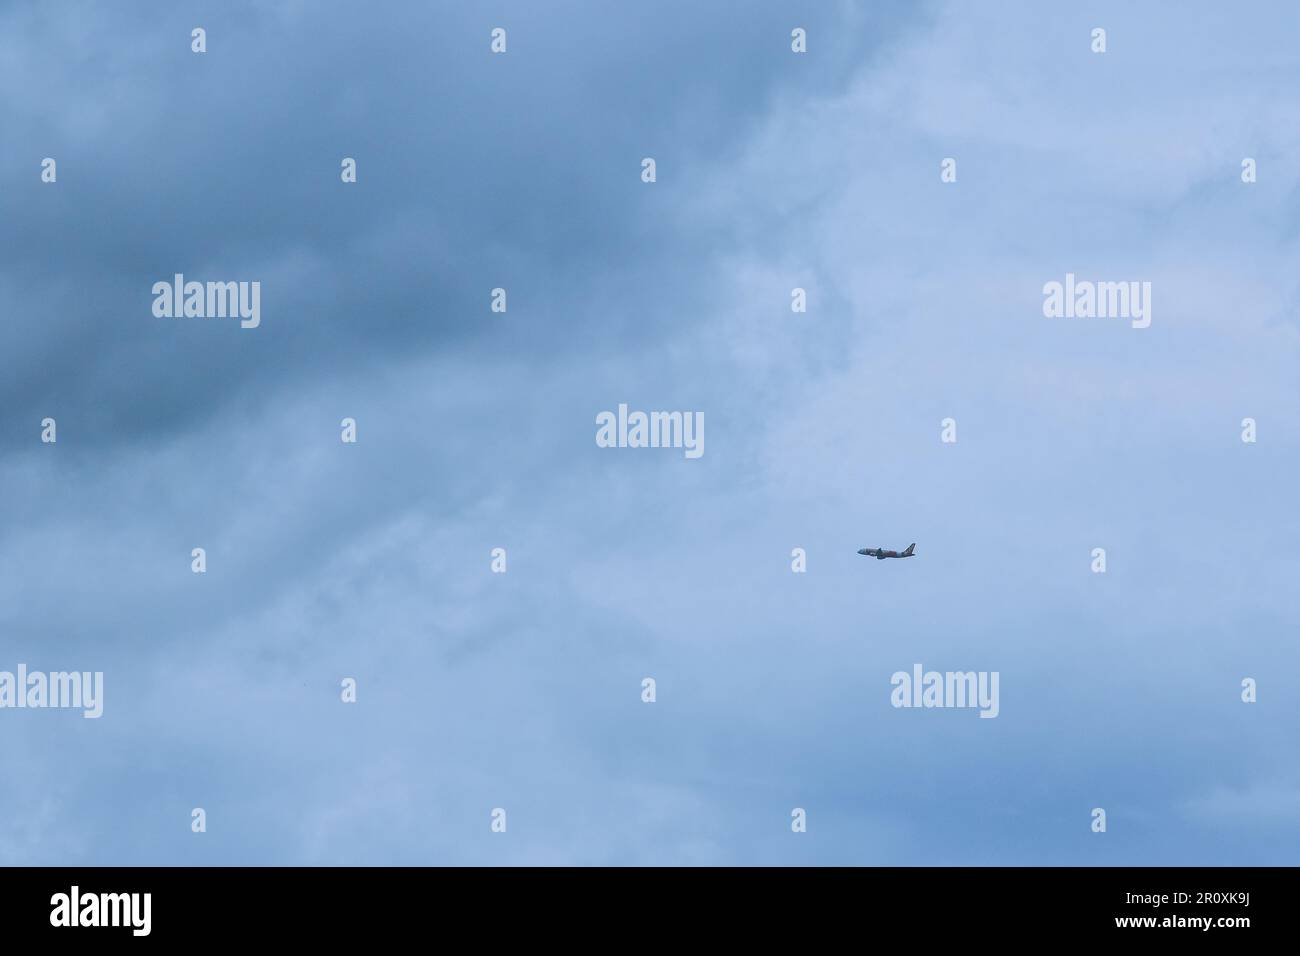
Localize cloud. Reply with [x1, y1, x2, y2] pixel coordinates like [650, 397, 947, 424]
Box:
[0, 0, 1296, 865]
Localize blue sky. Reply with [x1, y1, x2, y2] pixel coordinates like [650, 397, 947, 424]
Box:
[1, 0, 1297, 865]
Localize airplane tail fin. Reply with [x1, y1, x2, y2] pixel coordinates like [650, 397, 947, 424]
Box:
[902, 543, 916, 557]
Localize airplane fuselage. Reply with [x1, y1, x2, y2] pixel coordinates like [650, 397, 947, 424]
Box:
[858, 544, 916, 560]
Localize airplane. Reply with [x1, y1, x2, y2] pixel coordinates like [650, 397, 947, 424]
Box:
[857, 543, 916, 560]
